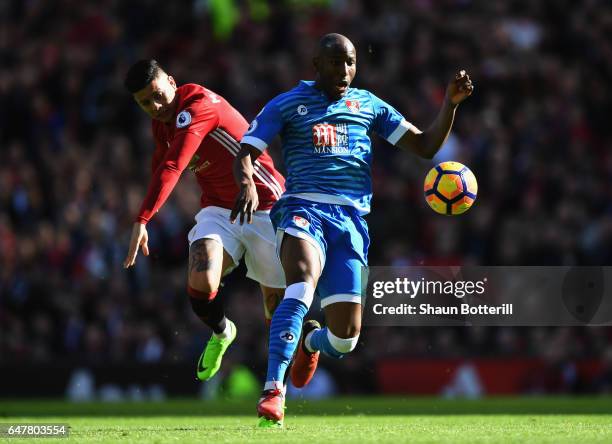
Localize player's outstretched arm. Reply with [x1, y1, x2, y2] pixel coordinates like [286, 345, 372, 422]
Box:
[124, 130, 206, 267]
[396, 69, 473, 159]
[231, 144, 263, 225]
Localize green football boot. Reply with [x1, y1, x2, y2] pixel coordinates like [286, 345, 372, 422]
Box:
[196, 320, 237, 381]
[257, 416, 284, 428]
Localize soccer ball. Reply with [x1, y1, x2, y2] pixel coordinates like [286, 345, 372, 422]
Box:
[424, 161, 477, 215]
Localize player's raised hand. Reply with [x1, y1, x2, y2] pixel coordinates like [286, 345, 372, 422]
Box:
[123, 222, 149, 268]
[230, 180, 259, 225]
[446, 70, 474, 106]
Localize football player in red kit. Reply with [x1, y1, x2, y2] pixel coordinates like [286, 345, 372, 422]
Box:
[123, 59, 286, 381]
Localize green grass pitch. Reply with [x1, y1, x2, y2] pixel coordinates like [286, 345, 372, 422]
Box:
[1, 397, 612, 443]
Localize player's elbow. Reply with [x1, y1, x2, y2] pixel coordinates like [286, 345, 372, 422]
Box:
[418, 134, 440, 159]
[160, 162, 182, 176]
[399, 132, 436, 159]
[408, 143, 435, 160]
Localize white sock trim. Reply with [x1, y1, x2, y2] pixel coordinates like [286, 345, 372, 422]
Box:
[283, 282, 315, 308]
[320, 293, 362, 308]
[327, 329, 359, 354]
[304, 329, 317, 353]
[264, 380, 284, 391]
[213, 319, 232, 339]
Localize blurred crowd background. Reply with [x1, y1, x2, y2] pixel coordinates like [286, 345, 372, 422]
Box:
[1, 0, 612, 397]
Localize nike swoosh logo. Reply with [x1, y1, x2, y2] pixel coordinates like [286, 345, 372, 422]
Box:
[197, 355, 207, 373]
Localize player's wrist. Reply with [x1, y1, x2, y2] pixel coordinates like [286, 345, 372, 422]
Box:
[443, 95, 459, 110]
[239, 178, 256, 188]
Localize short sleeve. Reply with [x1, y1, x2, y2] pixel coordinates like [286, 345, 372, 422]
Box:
[370, 93, 412, 146]
[241, 100, 284, 151]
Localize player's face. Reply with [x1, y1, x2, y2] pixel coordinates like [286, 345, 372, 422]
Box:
[314, 43, 357, 101]
[133, 74, 178, 123]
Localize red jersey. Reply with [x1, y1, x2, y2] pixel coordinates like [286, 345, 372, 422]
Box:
[137, 84, 285, 224]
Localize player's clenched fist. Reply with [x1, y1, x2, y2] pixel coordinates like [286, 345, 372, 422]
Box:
[446, 69, 474, 106]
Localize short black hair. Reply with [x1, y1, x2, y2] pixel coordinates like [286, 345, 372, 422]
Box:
[124, 59, 165, 93]
[317, 33, 354, 56]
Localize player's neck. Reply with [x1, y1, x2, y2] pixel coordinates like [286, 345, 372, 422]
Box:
[313, 81, 343, 102]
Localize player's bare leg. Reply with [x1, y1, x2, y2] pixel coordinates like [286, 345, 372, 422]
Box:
[188, 239, 237, 381]
[290, 299, 361, 391]
[291, 301, 362, 391]
[260, 285, 284, 327]
[280, 236, 322, 287]
[258, 235, 321, 426]
[322, 302, 362, 340]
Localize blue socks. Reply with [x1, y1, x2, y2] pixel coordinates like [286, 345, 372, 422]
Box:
[307, 327, 344, 359]
[265, 297, 308, 386]
[307, 327, 360, 359]
[264, 282, 362, 389]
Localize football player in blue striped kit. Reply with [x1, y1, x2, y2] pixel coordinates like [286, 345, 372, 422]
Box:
[231, 33, 474, 426]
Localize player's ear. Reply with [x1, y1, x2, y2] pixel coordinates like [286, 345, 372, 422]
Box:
[168, 75, 177, 89]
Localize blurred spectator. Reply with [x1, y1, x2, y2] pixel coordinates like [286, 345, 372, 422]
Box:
[592, 346, 612, 394]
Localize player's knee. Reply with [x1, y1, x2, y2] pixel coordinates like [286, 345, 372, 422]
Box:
[188, 239, 223, 292]
[284, 263, 318, 287]
[280, 239, 321, 285]
[327, 329, 360, 355]
[188, 274, 218, 295]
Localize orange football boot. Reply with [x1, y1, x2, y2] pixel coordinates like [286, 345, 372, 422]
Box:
[290, 320, 321, 388]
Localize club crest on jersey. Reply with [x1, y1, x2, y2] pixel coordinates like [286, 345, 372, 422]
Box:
[188, 154, 211, 173]
[297, 104, 308, 116]
[176, 110, 192, 128]
[345, 100, 360, 113]
[292, 216, 310, 229]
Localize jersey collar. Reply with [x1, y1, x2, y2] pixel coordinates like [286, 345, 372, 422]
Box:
[299, 80, 353, 102]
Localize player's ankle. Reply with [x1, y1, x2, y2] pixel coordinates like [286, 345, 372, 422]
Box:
[264, 380, 284, 392]
[213, 319, 233, 339]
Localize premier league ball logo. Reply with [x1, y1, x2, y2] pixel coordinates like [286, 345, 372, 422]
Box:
[176, 110, 192, 128]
